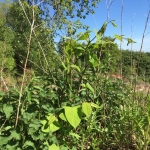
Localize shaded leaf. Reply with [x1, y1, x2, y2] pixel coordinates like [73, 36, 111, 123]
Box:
[111, 20, 118, 28]
[23, 141, 35, 149]
[70, 64, 80, 72]
[11, 130, 20, 140]
[0, 136, 12, 146]
[97, 22, 108, 37]
[69, 131, 80, 140]
[3, 104, 13, 119]
[126, 38, 136, 46]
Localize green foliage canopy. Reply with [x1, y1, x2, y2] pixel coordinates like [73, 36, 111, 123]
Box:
[0, 1, 16, 74]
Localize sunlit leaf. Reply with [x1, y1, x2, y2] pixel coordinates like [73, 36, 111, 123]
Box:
[91, 102, 103, 109]
[82, 102, 92, 117]
[77, 30, 91, 41]
[59, 112, 67, 121]
[114, 34, 124, 42]
[86, 83, 94, 94]
[49, 144, 59, 150]
[41, 114, 60, 133]
[64, 106, 81, 128]
[61, 62, 68, 71]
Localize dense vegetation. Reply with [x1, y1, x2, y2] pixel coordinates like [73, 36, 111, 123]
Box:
[121, 50, 150, 83]
[0, 0, 150, 150]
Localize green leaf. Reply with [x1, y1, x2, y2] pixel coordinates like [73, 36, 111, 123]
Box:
[3, 104, 13, 119]
[82, 102, 92, 117]
[59, 112, 67, 121]
[97, 22, 108, 37]
[27, 91, 31, 101]
[33, 86, 43, 91]
[0, 97, 3, 101]
[0, 92, 6, 96]
[111, 20, 118, 28]
[64, 106, 81, 128]
[81, 83, 86, 87]
[126, 38, 136, 46]
[114, 34, 124, 42]
[0, 130, 20, 146]
[0, 136, 12, 146]
[47, 113, 56, 124]
[60, 145, 69, 150]
[22, 112, 34, 124]
[61, 62, 68, 71]
[69, 131, 80, 140]
[70, 64, 80, 72]
[90, 102, 102, 109]
[4, 126, 12, 131]
[89, 57, 98, 67]
[29, 120, 41, 130]
[23, 141, 35, 149]
[49, 144, 59, 150]
[85, 83, 94, 94]
[11, 130, 20, 140]
[74, 46, 85, 56]
[77, 30, 91, 41]
[41, 114, 60, 133]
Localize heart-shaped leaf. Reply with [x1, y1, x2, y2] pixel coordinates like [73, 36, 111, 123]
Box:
[64, 106, 81, 129]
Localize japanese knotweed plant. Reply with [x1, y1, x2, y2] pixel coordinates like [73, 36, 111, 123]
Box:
[0, 21, 143, 150]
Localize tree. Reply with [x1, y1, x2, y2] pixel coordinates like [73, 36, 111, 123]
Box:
[6, 1, 57, 74]
[31, 0, 101, 33]
[0, 1, 16, 75]
[98, 36, 120, 72]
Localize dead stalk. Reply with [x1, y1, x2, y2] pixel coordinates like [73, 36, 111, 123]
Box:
[15, 0, 35, 128]
[0, 69, 9, 92]
[120, 0, 123, 77]
[19, 0, 55, 84]
[133, 10, 150, 98]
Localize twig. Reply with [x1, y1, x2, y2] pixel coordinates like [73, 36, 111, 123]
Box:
[1, 75, 9, 92]
[0, 119, 7, 131]
[130, 14, 136, 86]
[137, 10, 150, 73]
[106, 0, 115, 21]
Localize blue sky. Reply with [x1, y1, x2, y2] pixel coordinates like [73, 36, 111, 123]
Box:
[1, 0, 149, 51]
[78, 0, 150, 52]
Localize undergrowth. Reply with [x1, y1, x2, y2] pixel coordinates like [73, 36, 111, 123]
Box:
[0, 21, 150, 150]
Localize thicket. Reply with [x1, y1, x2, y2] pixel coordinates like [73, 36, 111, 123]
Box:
[0, 0, 150, 150]
[121, 50, 150, 83]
